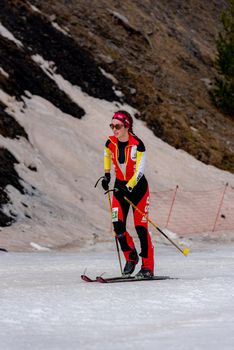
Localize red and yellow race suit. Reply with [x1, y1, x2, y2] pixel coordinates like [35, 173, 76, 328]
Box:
[104, 134, 154, 272]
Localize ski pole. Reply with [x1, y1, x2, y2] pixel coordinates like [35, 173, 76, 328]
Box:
[94, 177, 123, 274]
[105, 189, 189, 256]
[107, 191, 123, 274]
[123, 195, 190, 256]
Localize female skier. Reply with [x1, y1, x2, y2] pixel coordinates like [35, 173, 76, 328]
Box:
[102, 110, 154, 278]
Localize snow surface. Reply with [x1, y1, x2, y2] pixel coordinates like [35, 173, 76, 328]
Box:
[0, 245, 234, 350]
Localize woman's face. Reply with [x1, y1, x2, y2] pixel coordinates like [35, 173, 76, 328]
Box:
[110, 121, 129, 140]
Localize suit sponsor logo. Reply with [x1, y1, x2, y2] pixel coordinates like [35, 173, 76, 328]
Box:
[141, 196, 149, 223]
[137, 172, 143, 182]
[130, 146, 137, 160]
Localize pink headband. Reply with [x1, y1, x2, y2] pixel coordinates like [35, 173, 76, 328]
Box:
[112, 112, 131, 128]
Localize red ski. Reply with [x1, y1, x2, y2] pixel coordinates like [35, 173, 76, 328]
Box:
[81, 274, 133, 283]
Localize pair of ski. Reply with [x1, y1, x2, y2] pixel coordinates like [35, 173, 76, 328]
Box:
[81, 274, 171, 284]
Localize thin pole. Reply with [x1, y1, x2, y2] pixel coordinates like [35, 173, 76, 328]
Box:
[107, 192, 123, 274]
[212, 182, 228, 232]
[166, 185, 179, 228]
[123, 195, 190, 256]
[94, 176, 123, 274]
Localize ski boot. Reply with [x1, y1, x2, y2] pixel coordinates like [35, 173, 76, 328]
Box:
[122, 249, 139, 277]
[135, 267, 154, 279]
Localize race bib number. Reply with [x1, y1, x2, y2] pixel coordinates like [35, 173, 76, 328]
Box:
[112, 207, 119, 222]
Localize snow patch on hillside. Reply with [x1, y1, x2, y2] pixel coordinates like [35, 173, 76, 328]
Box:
[0, 48, 234, 251]
[0, 22, 23, 47]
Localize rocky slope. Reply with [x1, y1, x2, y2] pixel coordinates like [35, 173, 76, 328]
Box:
[30, 0, 234, 171]
[0, 0, 119, 226]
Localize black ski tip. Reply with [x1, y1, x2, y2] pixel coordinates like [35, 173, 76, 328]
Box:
[0, 248, 8, 252]
[147, 275, 171, 280]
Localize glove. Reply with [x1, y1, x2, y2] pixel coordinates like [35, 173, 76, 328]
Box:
[101, 173, 111, 191]
[114, 185, 130, 199]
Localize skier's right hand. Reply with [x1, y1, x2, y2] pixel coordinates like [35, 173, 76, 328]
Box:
[101, 173, 111, 191]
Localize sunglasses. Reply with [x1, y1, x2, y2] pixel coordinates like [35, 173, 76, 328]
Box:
[109, 123, 124, 130]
